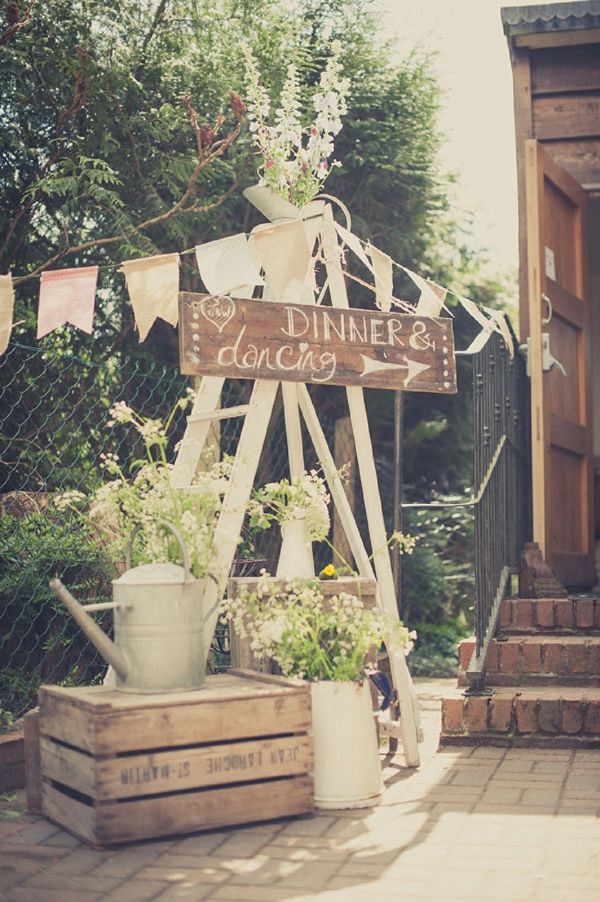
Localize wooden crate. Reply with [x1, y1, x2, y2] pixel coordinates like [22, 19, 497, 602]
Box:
[39, 670, 313, 847]
[228, 577, 378, 671]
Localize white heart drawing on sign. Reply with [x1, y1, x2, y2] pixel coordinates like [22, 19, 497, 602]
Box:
[199, 295, 236, 333]
[299, 342, 309, 352]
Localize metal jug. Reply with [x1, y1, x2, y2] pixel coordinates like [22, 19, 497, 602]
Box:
[50, 521, 206, 693]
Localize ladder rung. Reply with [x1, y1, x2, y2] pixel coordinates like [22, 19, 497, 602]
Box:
[187, 404, 250, 424]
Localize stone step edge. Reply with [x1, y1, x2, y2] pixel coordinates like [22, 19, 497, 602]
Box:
[501, 597, 600, 632]
[442, 692, 600, 738]
[486, 674, 600, 687]
[440, 733, 600, 749]
[486, 636, 600, 678]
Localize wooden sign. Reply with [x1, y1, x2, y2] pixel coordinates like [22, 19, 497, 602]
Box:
[179, 292, 456, 393]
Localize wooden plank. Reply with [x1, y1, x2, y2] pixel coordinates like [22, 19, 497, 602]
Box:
[40, 737, 95, 797]
[333, 415, 356, 569]
[533, 92, 600, 140]
[541, 142, 589, 203]
[187, 404, 249, 422]
[41, 734, 312, 800]
[39, 675, 311, 755]
[103, 736, 311, 800]
[525, 139, 547, 555]
[179, 292, 457, 394]
[296, 383, 377, 583]
[550, 414, 587, 455]
[0, 731, 24, 793]
[200, 378, 280, 661]
[39, 691, 97, 753]
[229, 577, 377, 606]
[40, 672, 303, 710]
[531, 45, 600, 95]
[41, 692, 310, 756]
[552, 551, 596, 586]
[525, 140, 595, 587]
[515, 29, 600, 50]
[24, 710, 42, 813]
[320, 206, 421, 766]
[95, 775, 314, 845]
[510, 45, 534, 339]
[542, 138, 600, 190]
[43, 782, 96, 845]
[171, 374, 225, 488]
[548, 281, 585, 329]
[282, 382, 305, 479]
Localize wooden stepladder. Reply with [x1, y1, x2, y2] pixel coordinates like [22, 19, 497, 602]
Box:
[174, 204, 457, 767]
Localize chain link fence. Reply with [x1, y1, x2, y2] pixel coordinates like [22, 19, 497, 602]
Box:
[0, 341, 474, 727]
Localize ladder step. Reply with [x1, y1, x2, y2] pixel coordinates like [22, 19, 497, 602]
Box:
[187, 404, 250, 424]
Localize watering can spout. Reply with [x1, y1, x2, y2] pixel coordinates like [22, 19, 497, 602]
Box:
[50, 578, 130, 682]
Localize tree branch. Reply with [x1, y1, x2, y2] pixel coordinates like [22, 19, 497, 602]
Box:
[12, 102, 241, 286]
[0, 2, 32, 45]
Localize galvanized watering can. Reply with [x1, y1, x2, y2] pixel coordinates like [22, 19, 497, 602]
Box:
[50, 522, 206, 693]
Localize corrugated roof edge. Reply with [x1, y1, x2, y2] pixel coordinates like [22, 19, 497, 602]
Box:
[502, 2, 600, 36]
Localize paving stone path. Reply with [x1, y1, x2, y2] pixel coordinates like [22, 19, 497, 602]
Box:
[1, 679, 599, 901]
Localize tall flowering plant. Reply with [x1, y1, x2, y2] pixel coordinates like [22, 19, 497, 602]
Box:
[54, 393, 230, 580]
[247, 469, 331, 541]
[222, 574, 416, 682]
[243, 40, 350, 207]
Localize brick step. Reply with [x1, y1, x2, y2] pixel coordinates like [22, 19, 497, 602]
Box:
[500, 597, 600, 633]
[485, 635, 600, 686]
[440, 685, 600, 748]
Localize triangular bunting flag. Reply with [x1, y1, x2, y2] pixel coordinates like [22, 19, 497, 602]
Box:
[195, 233, 263, 296]
[335, 223, 374, 272]
[367, 245, 393, 312]
[404, 268, 447, 317]
[37, 266, 98, 339]
[483, 305, 515, 358]
[249, 220, 312, 302]
[119, 253, 180, 342]
[0, 274, 14, 354]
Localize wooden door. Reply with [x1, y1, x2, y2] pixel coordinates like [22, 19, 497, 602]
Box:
[525, 140, 594, 587]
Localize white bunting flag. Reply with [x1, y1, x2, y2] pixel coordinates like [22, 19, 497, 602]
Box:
[119, 253, 180, 342]
[0, 274, 14, 354]
[403, 268, 447, 317]
[195, 233, 263, 296]
[334, 223, 374, 272]
[484, 305, 515, 358]
[367, 245, 393, 312]
[459, 296, 503, 355]
[250, 219, 312, 302]
[37, 266, 98, 339]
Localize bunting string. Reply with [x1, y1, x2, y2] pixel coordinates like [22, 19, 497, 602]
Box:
[1, 199, 515, 355]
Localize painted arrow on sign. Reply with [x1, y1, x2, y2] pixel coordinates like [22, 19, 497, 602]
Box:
[359, 354, 431, 386]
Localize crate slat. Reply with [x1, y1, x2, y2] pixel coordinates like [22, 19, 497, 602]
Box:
[41, 734, 313, 800]
[40, 674, 311, 755]
[44, 775, 314, 846]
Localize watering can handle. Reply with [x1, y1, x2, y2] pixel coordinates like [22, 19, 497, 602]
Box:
[126, 520, 193, 580]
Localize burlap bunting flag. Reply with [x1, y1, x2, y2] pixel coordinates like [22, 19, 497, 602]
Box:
[119, 253, 180, 341]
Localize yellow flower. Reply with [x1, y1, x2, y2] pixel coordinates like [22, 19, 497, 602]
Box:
[319, 564, 337, 580]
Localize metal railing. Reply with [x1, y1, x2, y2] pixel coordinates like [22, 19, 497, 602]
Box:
[468, 330, 531, 686]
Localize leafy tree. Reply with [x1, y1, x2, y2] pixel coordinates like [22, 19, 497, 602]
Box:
[0, 0, 511, 679]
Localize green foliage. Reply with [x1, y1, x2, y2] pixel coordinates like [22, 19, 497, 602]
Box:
[401, 502, 474, 628]
[407, 621, 471, 678]
[0, 510, 115, 720]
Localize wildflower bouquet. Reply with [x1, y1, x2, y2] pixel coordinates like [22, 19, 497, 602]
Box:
[247, 469, 330, 542]
[54, 393, 230, 580]
[222, 574, 415, 682]
[243, 40, 350, 207]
